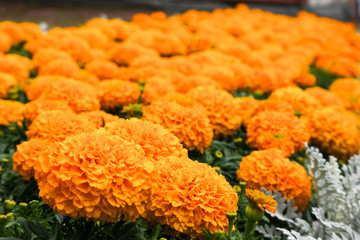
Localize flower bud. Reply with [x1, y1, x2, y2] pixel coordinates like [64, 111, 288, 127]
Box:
[4, 200, 16, 211]
[245, 204, 264, 222]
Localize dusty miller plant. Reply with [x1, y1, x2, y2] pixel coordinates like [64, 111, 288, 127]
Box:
[256, 144, 360, 240]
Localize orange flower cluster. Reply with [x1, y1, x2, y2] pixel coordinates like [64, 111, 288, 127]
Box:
[0, 72, 16, 99]
[0, 100, 24, 125]
[329, 78, 360, 114]
[12, 138, 50, 181]
[246, 110, 310, 157]
[187, 86, 242, 138]
[144, 157, 238, 238]
[143, 99, 213, 152]
[237, 149, 312, 212]
[245, 189, 277, 214]
[304, 107, 360, 162]
[35, 129, 157, 222]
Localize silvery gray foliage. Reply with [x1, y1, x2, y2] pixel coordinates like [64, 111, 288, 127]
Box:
[257, 145, 360, 240]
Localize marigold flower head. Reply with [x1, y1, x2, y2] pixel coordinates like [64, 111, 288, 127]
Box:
[25, 34, 62, 54]
[79, 110, 120, 128]
[0, 72, 17, 99]
[233, 97, 260, 127]
[89, 49, 107, 61]
[0, 32, 12, 53]
[23, 99, 73, 124]
[38, 78, 100, 113]
[25, 76, 71, 101]
[268, 86, 321, 117]
[315, 56, 360, 77]
[108, 43, 159, 66]
[186, 86, 242, 138]
[97, 80, 140, 110]
[246, 110, 310, 156]
[293, 73, 316, 87]
[26, 110, 97, 142]
[245, 189, 277, 214]
[13, 138, 50, 181]
[0, 21, 26, 44]
[105, 118, 187, 162]
[305, 107, 360, 162]
[19, 22, 42, 41]
[199, 66, 238, 92]
[0, 54, 31, 82]
[32, 48, 74, 71]
[73, 27, 111, 50]
[57, 36, 92, 65]
[35, 129, 156, 222]
[85, 60, 120, 80]
[144, 157, 238, 237]
[38, 59, 81, 79]
[143, 100, 213, 153]
[329, 78, 360, 114]
[141, 76, 177, 104]
[237, 149, 312, 212]
[252, 100, 295, 117]
[306, 87, 345, 109]
[76, 70, 100, 86]
[0, 100, 24, 125]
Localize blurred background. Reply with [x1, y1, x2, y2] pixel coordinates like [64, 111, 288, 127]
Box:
[0, 0, 357, 29]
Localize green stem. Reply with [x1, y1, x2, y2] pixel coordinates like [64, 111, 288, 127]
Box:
[151, 224, 162, 240]
[243, 219, 257, 240]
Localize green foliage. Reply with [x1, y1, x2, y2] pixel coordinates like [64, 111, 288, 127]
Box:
[6, 42, 32, 59]
[309, 65, 338, 89]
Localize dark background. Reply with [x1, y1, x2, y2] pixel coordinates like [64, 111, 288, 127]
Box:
[0, 0, 357, 29]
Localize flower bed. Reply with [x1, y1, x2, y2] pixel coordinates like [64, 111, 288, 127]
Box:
[0, 4, 360, 240]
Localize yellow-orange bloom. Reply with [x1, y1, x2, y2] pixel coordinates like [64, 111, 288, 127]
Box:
[26, 110, 97, 142]
[141, 76, 177, 104]
[57, 36, 92, 65]
[97, 80, 140, 110]
[293, 73, 316, 87]
[38, 59, 81, 79]
[187, 86, 242, 138]
[0, 32, 12, 53]
[305, 87, 345, 109]
[105, 118, 188, 162]
[305, 107, 360, 162]
[32, 48, 74, 71]
[23, 99, 73, 124]
[143, 99, 213, 152]
[233, 97, 260, 127]
[38, 78, 100, 113]
[268, 86, 320, 117]
[85, 60, 120, 80]
[108, 43, 159, 66]
[35, 129, 156, 222]
[0, 100, 24, 125]
[246, 110, 310, 156]
[237, 149, 312, 212]
[13, 138, 50, 181]
[0, 72, 17, 99]
[0, 21, 26, 44]
[245, 189, 277, 214]
[79, 110, 120, 128]
[329, 78, 360, 114]
[25, 76, 71, 101]
[144, 156, 238, 237]
[172, 75, 220, 94]
[0, 54, 31, 82]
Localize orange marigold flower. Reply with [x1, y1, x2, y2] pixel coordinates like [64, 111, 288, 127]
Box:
[13, 138, 50, 181]
[315, 56, 360, 77]
[141, 76, 177, 104]
[246, 110, 310, 156]
[0, 54, 31, 82]
[23, 99, 73, 124]
[38, 59, 81, 79]
[0, 72, 17, 99]
[76, 70, 100, 86]
[329, 78, 360, 114]
[73, 27, 111, 50]
[32, 48, 73, 71]
[187, 86, 242, 138]
[199, 65, 238, 91]
[233, 97, 260, 127]
[97, 80, 140, 110]
[0, 100, 24, 125]
[108, 19, 141, 42]
[252, 100, 295, 117]
[305, 107, 360, 162]
[142, 100, 213, 152]
[19, 22, 42, 41]
[0, 21, 26, 44]
[38, 78, 100, 113]
[89, 49, 107, 61]
[293, 73, 316, 87]
[268, 86, 321, 117]
[237, 149, 312, 212]
[144, 157, 238, 237]
[25, 76, 71, 101]
[57, 36, 92, 65]
[0, 32, 12, 53]
[85, 60, 121, 80]
[35, 129, 156, 222]
[108, 43, 159, 66]
[306, 87, 345, 109]
[79, 110, 120, 128]
[25, 34, 61, 54]
[105, 118, 187, 162]
[245, 189, 277, 214]
[26, 110, 97, 141]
